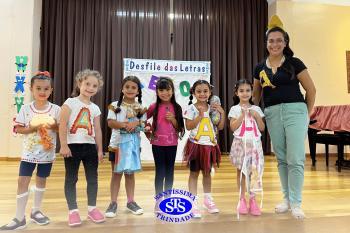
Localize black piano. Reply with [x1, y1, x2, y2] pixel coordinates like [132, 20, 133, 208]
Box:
[308, 105, 350, 172]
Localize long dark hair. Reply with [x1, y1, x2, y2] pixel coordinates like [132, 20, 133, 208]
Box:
[152, 77, 185, 138]
[233, 79, 254, 105]
[266, 27, 297, 79]
[188, 79, 213, 105]
[266, 27, 294, 58]
[115, 76, 143, 119]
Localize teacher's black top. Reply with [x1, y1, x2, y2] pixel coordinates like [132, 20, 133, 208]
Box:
[254, 57, 307, 108]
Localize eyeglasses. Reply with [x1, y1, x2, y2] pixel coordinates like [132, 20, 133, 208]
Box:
[267, 38, 285, 44]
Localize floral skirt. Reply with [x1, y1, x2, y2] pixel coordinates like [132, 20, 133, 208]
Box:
[230, 137, 264, 193]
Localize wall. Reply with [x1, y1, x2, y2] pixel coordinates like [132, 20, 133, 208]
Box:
[269, 0, 350, 153]
[0, 0, 41, 158]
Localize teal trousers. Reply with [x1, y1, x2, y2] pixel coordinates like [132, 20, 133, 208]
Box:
[264, 102, 309, 207]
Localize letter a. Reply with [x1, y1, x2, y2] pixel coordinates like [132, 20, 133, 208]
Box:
[194, 117, 215, 143]
[70, 107, 93, 135]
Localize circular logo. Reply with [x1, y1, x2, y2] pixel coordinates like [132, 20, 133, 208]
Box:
[159, 197, 192, 215]
[155, 189, 195, 223]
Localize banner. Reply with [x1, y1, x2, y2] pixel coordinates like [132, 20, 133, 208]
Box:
[123, 58, 211, 161]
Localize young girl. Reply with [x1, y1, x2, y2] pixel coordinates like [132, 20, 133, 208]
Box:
[0, 72, 60, 231]
[183, 79, 225, 219]
[59, 69, 105, 226]
[105, 76, 146, 218]
[147, 77, 185, 205]
[228, 79, 265, 217]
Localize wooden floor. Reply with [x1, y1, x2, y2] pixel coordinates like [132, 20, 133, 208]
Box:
[0, 154, 350, 233]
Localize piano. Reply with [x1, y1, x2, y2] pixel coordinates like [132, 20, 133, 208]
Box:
[308, 105, 350, 172]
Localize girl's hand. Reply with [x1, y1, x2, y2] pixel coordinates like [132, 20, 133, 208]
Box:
[197, 106, 205, 117]
[45, 119, 58, 130]
[60, 145, 72, 158]
[29, 123, 44, 133]
[211, 103, 225, 114]
[249, 109, 260, 119]
[165, 112, 176, 122]
[125, 121, 138, 132]
[98, 151, 104, 163]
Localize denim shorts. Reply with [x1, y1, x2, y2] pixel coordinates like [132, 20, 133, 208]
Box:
[19, 161, 53, 178]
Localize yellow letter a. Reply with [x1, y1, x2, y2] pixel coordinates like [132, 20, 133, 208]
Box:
[194, 117, 215, 143]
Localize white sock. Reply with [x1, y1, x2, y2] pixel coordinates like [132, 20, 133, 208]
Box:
[15, 192, 29, 221]
[32, 186, 45, 213]
[69, 209, 79, 214]
[88, 206, 96, 212]
[204, 193, 212, 199]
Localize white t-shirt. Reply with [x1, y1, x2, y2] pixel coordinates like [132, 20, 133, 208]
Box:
[15, 102, 61, 163]
[108, 101, 146, 149]
[63, 97, 101, 144]
[183, 104, 217, 146]
[228, 104, 264, 140]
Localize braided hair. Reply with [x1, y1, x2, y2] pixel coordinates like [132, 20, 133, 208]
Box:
[188, 79, 213, 105]
[115, 76, 143, 119]
[151, 77, 185, 138]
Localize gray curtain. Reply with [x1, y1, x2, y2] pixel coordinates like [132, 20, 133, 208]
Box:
[40, 0, 171, 149]
[39, 0, 269, 153]
[173, 0, 269, 153]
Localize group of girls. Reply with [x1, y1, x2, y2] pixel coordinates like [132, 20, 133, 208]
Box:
[0, 69, 265, 230]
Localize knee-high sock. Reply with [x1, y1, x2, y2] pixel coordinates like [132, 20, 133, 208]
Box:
[32, 187, 45, 213]
[15, 192, 29, 221]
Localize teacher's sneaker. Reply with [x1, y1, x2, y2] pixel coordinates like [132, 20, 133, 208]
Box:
[275, 200, 290, 213]
[291, 206, 305, 219]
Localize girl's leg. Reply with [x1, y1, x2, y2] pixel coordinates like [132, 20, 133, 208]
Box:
[81, 148, 98, 209]
[188, 171, 200, 196]
[64, 156, 81, 210]
[202, 171, 211, 193]
[16, 161, 36, 220]
[105, 162, 122, 218]
[110, 162, 122, 203]
[237, 169, 248, 215]
[125, 173, 143, 215]
[16, 176, 31, 221]
[237, 169, 246, 198]
[189, 170, 201, 218]
[152, 145, 166, 195]
[202, 171, 219, 214]
[164, 146, 177, 192]
[125, 174, 135, 203]
[32, 163, 52, 215]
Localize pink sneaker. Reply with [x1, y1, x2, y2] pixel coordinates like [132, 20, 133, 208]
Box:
[68, 211, 81, 227]
[87, 208, 105, 223]
[203, 196, 219, 214]
[249, 197, 261, 216]
[238, 198, 248, 215]
[192, 201, 202, 218]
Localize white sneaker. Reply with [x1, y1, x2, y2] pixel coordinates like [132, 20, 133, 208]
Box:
[291, 206, 305, 219]
[275, 200, 290, 213]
